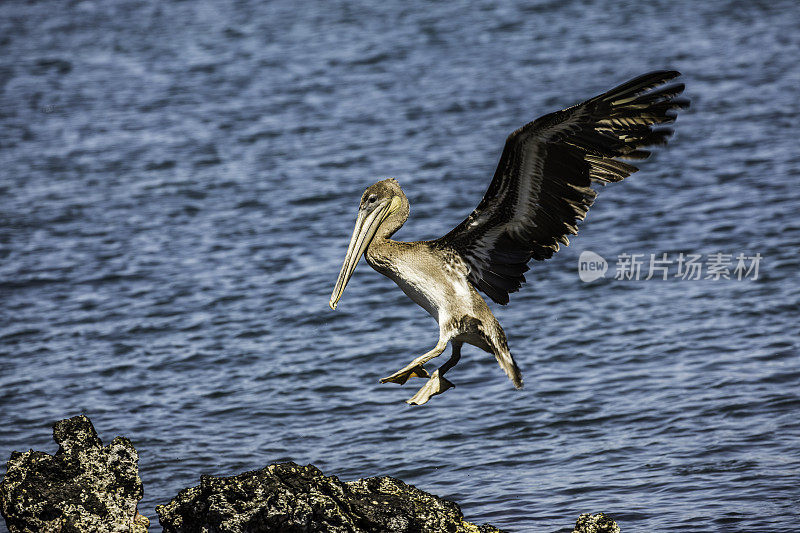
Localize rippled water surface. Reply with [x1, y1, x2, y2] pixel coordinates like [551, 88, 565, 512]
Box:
[2, 1, 799, 531]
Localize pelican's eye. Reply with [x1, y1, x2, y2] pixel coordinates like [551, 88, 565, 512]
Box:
[368, 195, 377, 204]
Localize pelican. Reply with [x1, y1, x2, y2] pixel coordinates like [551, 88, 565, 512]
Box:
[329, 71, 689, 405]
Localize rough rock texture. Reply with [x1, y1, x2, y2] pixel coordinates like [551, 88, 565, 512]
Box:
[1, 416, 619, 533]
[572, 513, 620, 533]
[0, 415, 149, 533]
[156, 461, 504, 533]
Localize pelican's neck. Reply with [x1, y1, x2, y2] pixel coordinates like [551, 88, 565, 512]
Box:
[365, 232, 406, 272]
[365, 192, 410, 270]
[365, 234, 390, 265]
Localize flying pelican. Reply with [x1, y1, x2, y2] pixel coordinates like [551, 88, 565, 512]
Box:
[329, 71, 689, 405]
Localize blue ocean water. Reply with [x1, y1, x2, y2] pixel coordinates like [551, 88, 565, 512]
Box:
[1, 1, 799, 531]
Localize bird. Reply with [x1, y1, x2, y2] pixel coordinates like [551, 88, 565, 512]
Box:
[328, 70, 689, 405]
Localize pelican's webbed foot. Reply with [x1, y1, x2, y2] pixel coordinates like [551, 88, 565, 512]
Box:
[379, 364, 430, 385]
[406, 370, 454, 405]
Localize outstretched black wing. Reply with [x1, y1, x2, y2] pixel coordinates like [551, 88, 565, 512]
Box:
[435, 70, 689, 304]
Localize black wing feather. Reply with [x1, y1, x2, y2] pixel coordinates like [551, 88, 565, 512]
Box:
[435, 70, 689, 304]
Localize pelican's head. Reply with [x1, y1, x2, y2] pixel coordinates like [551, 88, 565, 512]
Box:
[329, 178, 408, 310]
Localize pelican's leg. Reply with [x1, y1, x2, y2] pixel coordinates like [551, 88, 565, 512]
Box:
[380, 338, 448, 385]
[407, 342, 462, 405]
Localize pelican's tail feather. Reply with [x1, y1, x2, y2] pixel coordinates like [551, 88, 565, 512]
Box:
[496, 349, 523, 389]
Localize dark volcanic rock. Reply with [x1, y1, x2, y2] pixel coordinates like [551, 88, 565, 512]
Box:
[572, 513, 620, 533]
[0, 415, 148, 533]
[1, 416, 618, 533]
[156, 461, 504, 533]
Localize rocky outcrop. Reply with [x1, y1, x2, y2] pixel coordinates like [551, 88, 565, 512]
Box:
[156, 462, 503, 533]
[0, 415, 148, 533]
[1, 416, 621, 533]
[573, 512, 620, 533]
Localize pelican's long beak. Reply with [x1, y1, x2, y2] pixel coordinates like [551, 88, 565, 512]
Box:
[329, 199, 393, 310]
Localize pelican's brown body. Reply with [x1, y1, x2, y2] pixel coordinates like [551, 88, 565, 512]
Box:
[361, 181, 522, 404]
[329, 71, 689, 404]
